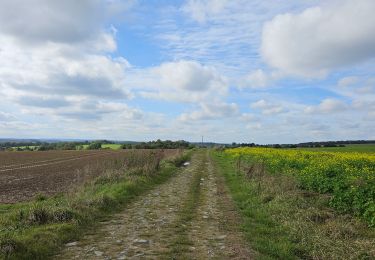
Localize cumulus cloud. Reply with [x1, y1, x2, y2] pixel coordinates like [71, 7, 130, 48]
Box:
[0, 0, 136, 122]
[179, 101, 238, 121]
[0, 0, 104, 44]
[304, 98, 349, 114]
[136, 60, 227, 103]
[152, 60, 225, 92]
[251, 99, 286, 115]
[261, 0, 375, 77]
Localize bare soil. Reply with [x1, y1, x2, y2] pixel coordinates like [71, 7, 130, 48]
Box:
[0, 150, 179, 203]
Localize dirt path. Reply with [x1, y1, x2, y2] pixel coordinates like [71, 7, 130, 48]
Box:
[184, 152, 254, 259]
[55, 150, 252, 259]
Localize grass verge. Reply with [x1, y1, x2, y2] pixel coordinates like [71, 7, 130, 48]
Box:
[211, 150, 375, 259]
[0, 151, 191, 260]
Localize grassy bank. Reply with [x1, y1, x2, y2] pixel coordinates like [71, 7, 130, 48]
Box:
[0, 150, 191, 260]
[212, 150, 375, 259]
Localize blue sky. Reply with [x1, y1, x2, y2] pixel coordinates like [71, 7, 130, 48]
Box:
[0, 0, 374, 143]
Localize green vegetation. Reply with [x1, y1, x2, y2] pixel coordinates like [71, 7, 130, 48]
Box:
[227, 148, 375, 225]
[1, 139, 194, 152]
[101, 144, 122, 150]
[86, 142, 102, 150]
[122, 139, 194, 149]
[212, 150, 375, 259]
[0, 150, 190, 259]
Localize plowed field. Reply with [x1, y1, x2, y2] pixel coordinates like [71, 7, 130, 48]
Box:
[0, 150, 176, 203]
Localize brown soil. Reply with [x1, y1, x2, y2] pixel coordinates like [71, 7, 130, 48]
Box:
[0, 150, 179, 203]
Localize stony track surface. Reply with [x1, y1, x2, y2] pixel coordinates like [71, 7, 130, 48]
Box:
[55, 151, 252, 259]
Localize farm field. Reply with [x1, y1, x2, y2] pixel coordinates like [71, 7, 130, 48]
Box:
[213, 148, 375, 258]
[0, 149, 178, 203]
[0, 148, 374, 259]
[101, 144, 122, 150]
[0, 148, 187, 259]
[226, 147, 375, 224]
[77, 143, 122, 150]
[296, 143, 375, 153]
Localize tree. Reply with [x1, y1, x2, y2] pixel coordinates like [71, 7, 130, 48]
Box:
[87, 142, 102, 150]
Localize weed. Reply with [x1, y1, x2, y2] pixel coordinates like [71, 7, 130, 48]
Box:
[28, 205, 50, 225]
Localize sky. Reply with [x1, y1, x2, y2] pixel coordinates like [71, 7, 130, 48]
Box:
[0, 0, 374, 144]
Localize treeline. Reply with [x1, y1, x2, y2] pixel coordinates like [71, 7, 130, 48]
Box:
[0, 139, 194, 151]
[27, 140, 115, 151]
[297, 140, 375, 147]
[38, 141, 89, 151]
[0, 141, 43, 150]
[122, 140, 194, 149]
[229, 140, 375, 149]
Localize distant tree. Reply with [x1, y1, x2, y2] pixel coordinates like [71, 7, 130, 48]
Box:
[87, 142, 102, 150]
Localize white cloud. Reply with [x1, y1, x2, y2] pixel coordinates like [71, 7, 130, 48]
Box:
[338, 76, 360, 88]
[0, 112, 16, 122]
[261, 0, 375, 77]
[134, 60, 227, 103]
[182, 0, 228, 23]
[179, 101, 238, 121]
[152, 60, 226, 92]
[240, 113, 258, 122]
[340, 76, 375, 94]
[0, 0, 105, 44]
[304, 98, 349, 114]
[246, 123, 262, 130]
[251, 99, 286, 115]
[241, 69, 270, 89]
[0, 1, 136, 122]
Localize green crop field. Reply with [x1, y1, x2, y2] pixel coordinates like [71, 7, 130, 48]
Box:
[101, 144, 122, 150]
[76, 144, 122, 150]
